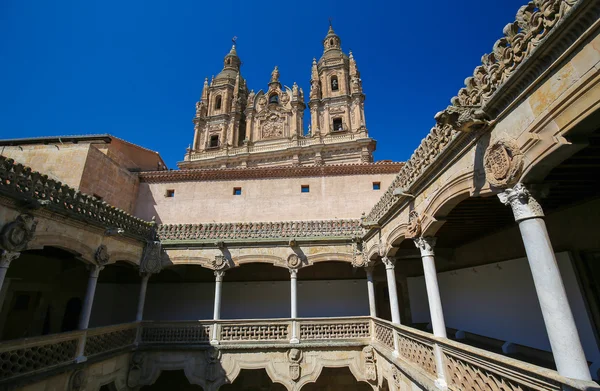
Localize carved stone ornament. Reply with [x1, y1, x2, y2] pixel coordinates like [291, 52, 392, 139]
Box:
[95, 244, 110, 265]
[352, 241, 367, 268]
[288, 348, 302, 381]
[434, 105, 489, 133]
[0, 214, 37, 252]
[261, 113, 285, 139]
[212, 255, 228, 271]
[69, 369, 87, 391]
[381, 256, 395, 269]
[414, 236, 436, 258]
[0, 250, 20, 268]
[498, 183, 544, 223]
[484, 139, 524, 188]
[127, 353, 145, 388]
[140, 240, 162, 274]
[406, 210, 422, 239]
[287, 253, 301, 269]
[362, 345, 377, 382]
[205, 348, 222, 382]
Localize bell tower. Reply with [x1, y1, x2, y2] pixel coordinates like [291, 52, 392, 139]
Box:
[308, 24, 367, 139]
[191, 43, 248, 154]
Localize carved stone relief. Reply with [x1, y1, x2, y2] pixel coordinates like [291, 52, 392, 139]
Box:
[140, 241, 163, 274]
[288, 348, 302, 381]
[483, 139, 524, 188]
[406, 210, 421, 239]
[95, 244, 110, 265]
[0, 214, 37, 252]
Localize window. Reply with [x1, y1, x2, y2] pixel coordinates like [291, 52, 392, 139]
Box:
[209, 135, 219, 148]
[331, 75, 339, 91]
[233, 187, 242, 196]
[301, 185, 310, 193]
[269, 94, 279, 104]
[214, 95, 222, 110]
[330, 38, 334, 46]
[165, 189, 175, 198]
[372, 182, 381, 190]
[332, 118, 343, 132]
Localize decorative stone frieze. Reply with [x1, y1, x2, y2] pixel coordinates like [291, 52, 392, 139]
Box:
[363, 346, 377, 382]
[0, 214, 36, 252]
[434, 105, 489, 133]
[406, 210, 421, 239]
[288, 348, 302, 381]
[140, 241, 163, 274]
[484, 139, 524, 188]
[414, 237, 436, 258]
[95, 244, 110, 265]
[498, 183, 545, 222]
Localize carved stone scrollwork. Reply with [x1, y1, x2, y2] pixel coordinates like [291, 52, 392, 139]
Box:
[498, 183, 544, 223]
[0, 214, 36, 252]
[69, 369, 87, 391]
[434, 105, 489, 133]
[363, 345, 377, 383]
[95, 244, 110, 265]
[213, 255, 228, 271]
[140, 240, 163, 274]
[288, 348, 302, 381]
[406, 210, 421, 239]
[381, 256, 395, 270]
[287, 254, 301, 269]
[483, 139, 524, 188]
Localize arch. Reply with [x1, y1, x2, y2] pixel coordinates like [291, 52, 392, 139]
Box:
[306, 252, 353, 264]
[214, 95, 222, 110]
[28, 233, 97, 264]
[110, 250, 141, 266]
[233, 254, 286, 266]
[220, 369, 287, 391]
[331, 75, 339, 91]
[269, 93, 279, 104]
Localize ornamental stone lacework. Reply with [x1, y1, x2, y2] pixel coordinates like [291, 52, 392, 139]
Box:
[396, 335, 436, 376]
[83, 327, 137, 356]
[220, 324, 289, 341]
[0, 156, 154, 239]
[157, 219, 364, 241]
[299, 321, 370, 340]
[374, 322, 394, 350]
[0, 338, 78, 380]
[141, 325, 211, 343]
[364, 0, 580, 225]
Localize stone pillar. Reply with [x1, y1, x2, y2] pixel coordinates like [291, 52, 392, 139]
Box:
[499, 183, 591, 381]
[290, 268, 299, 343]
[382, 257, 401, 325]
[211, 270, 225, 344]
[365, 265, 377, 317]
[135, 273, 151, 322]
[79, 265, 103, 330]
[413, 237, 446, 338]
[0, 251, 19, 297]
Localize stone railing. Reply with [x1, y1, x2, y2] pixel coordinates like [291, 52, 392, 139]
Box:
[365, 0, 582, 225]
[157, 219, 364, 242]
[0, 156, 155, 239]
[1, 317, 596, 391]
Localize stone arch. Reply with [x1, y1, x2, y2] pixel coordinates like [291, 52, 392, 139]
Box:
[295, 359, 372, 391]
[233, 254, 286, 267]
[138, 353, 206, 389]
[216, 357, 291, 391]
[110, 250, 140, 266]
[28, 233, 97, 264]
[306, 252, 353, 265]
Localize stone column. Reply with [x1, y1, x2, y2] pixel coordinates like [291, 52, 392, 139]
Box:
[135, 273, 151, 322]
[499, 183, 591, 381]
[413, 237, 446, 339]
[382, 257, 401, 325]
[290, 268, 299, 343]
[211, 270, 225, 344]
[79, 265, 103, 330]
[365, 265, 377, 317]
[0, 251, 20, 297]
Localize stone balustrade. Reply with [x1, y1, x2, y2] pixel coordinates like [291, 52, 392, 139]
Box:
[157, 219, 364, 242]
[1, 317, 597, 391]
[0, 156, 155, 239]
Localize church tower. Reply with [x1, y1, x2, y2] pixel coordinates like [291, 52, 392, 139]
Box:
[308, 24, 367, 140]
[192, 44, 248, 153]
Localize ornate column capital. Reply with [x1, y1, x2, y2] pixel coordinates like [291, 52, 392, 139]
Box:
[0, 250, 20, 268]
[381, 256, 395, 270]
[88, 264, 104, 278]
[289, 268, 298, 278]
[414, 237, 437, 257]
[498, 183, 544, 222]
[214, 270, 225, 281]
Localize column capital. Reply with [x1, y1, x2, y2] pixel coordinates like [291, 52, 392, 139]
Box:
[214, 270, 225, 281]
[498, 183, 544, 222]
[289, 268, 298, 278]
[0, 250, 20, 268]
[414, 237, 437, 257]
[140, 272, 152, 281]
[381, 256, 395, 270]
[88, 264, 104, 278]
[364, 264, 375, 274]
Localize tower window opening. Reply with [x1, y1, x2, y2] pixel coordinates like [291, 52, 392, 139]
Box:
[226, 58, 231, 65]
[269, 94, 279, 104]
[330, 39, 334, 46]
[333, 118, 343, 132]
[209, 135, 220, 148]
[331, 75, 339, 91]
[214, 95, 222, 110]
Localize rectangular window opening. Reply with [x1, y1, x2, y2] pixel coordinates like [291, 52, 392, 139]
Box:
[209, 135, 220, 148]
[332, 118, 343, 132]
[165, 189, 175, 198]
[372, 182, 381, 190]
[301, 185, 310, 193]
[233, 187, 242, 196]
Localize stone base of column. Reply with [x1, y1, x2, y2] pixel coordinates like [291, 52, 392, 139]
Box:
[210, 339, 219, 346]
[290, 338, 299, 344]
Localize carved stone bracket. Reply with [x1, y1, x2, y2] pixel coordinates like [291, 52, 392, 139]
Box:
[498, 183, 544, 223]
[0, 214, 37, 252]
[414, 237, 436, 258]
[406, 210, 422, 239]
[434, 105, 489, 133]
[363, 345, 377, 383]
[0, 250, 20, 269]
[95, 244, 110, 265]
[484, 138, 524, 188]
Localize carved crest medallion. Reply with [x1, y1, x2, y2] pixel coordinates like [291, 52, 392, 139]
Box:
[288, 348, 302, 381]
[95, 244, 110, 265]
[362, 346, 377, 382]
[141, 241, 162, 274]
[484, 139, 523, 188]
[261, 113, 284, 139]
[406, 210, 421, 239]
[213, 255, 228, 270]
[0, 214, 36, 252]
[69, 369, 87, 391]
[287, 254, 301, 269]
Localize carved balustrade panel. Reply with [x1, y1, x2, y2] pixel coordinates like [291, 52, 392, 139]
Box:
[84, 325, 137, 357]
[0, 156, 154, 238]
[396, 333, 437, 377]
[299, 320, 370, 340]
[141, 323, 211, 343]
[373, 321, 394, 350]
[219, 323, 290, 341]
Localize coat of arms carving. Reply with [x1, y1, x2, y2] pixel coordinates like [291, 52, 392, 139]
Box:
[261, 113, 284, 139]
[483, 139, 523, 188]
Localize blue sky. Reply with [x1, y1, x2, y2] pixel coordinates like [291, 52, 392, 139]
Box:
[0, 0, 527, 169]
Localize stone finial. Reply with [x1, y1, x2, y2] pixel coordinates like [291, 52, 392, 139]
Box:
[434, 105, 489, 132]
[270, 66, 280, 83]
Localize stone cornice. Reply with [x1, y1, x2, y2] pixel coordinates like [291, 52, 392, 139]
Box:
[140, 161, 402, 183]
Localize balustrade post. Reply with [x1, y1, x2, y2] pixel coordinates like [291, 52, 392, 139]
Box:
[382, 257, 402, 325]
[136, 273, 151, 322]
[499, 184, 591, 381]
[0, 251, 20, 305]
[365, 265, 377, 318]
[211, 270, 225, 345]
[290, 268, 299, 343]
[79, 264, 103, 330]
